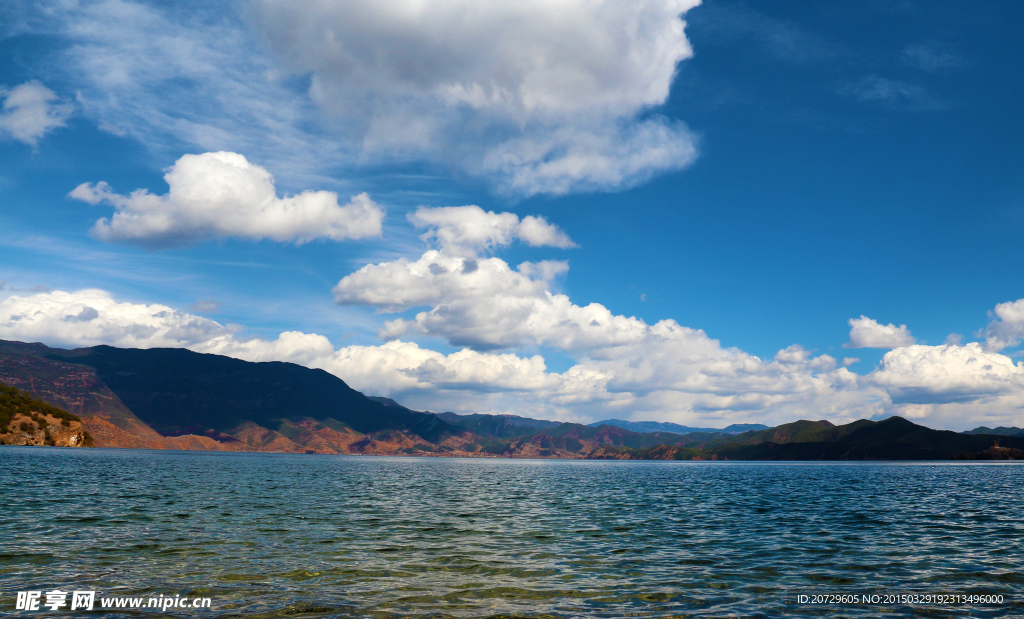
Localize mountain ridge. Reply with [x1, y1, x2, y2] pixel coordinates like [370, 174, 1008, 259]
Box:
[587, 419, 769, 435]
[1, 339, 1019, 460]
[964, 426, 1024, 437]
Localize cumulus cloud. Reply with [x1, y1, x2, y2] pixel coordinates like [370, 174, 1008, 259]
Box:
[248, 0, 702, 196]
[12, 0, 702, 196]
[0, 288, 622, 418]
[871, 343, 1024, 404]
[10, 286, 1024, 428]
[0, 81, 73, 147]
[330, 243, 877, 424]
[0, 289, 235, 349]
[408, 205, 574, 257]
[335, 250, 650, 350]
[198, 330, 338, 367]
[981, 298, 1024, 352]
[844, 315, 916, 349]
[69, 152, 384, 247]
[7, 287, 868, 425]
[334, 250, 569, 326]
[252, 0, 698, 118]
[313, 340, 620, 406]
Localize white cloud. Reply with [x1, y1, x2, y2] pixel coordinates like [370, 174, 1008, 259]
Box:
[0, 289, 234, 349]
[518, 216, 576, 249]
[336, 250, 651, 350]
[774, 343, 812, 364]
[14, 0, 702, 196]
[408, 205, 574, 257]
[196, 330, 337, 367]
[585, 327, 848, 403]
[334, 250, 568, 323]
[252, 0, 698, 116]
[477, 117, 698, 196]
[248, 0, 703, 196]
[313, 340, 616, 401]
[8, 286, 1024, 429]
[844, 315, 916, 349]
[69, 151, 384, 247]
[331, 244, 880, 424]
[870, 343, 1024, 405]
[981, 298, 1024, 352]
[0, 288, 619, 418]
[0, 81, 73, 147]
[3, 287, 866, 426]
[28, 0, 339, 186]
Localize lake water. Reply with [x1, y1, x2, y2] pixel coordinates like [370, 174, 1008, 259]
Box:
[1, 447, 1021, 618]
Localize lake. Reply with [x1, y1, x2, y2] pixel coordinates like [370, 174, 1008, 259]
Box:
[1, 447, 1021, 617]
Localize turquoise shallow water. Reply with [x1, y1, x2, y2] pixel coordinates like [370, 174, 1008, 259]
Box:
[1, 447, 1022, 618]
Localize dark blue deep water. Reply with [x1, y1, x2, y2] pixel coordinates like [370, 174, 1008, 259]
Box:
[1, 447, 1022, 618]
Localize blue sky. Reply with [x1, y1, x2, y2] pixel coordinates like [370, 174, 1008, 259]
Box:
[1, 0, 1022, 430]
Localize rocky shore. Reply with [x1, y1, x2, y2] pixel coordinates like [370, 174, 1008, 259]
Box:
[0, 382, 93, 448]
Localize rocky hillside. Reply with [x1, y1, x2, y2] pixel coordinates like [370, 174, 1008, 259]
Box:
[0, 382, 92, 447]
[0, 339, 460, 455]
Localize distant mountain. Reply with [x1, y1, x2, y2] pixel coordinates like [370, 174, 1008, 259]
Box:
[590, 417, 1024, 461]
[436, 411, 562, 438]
[964, 426, 1024, 437]
[2, 339, 1020, 461]
[588, 419, 769, 435]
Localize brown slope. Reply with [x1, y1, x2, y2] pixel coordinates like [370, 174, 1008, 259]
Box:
[0, 342, 163, 447]
[0, 340, 464, 454]
[0, 382, 93, 448]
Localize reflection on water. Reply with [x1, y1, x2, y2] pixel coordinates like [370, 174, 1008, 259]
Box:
[1, 447, 1021, 617]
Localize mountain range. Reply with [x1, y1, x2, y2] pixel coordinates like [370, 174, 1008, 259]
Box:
[586, 419, 769, 435]
[1, 338, 1020, 460]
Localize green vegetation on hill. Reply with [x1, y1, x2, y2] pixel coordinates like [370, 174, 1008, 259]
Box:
[435, 411, 561, 438]
[602, 417, 1024, 461]
[0, 340, 145, 430]
[539, 422, 687, 449]
[0, 382, 82, 434]
[697, 419, 870, 447]
[430, 416, 697, 452]
[964, 426, 1024, 437]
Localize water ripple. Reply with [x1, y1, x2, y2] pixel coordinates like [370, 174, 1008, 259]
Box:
[1, 448, 1021, 618]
